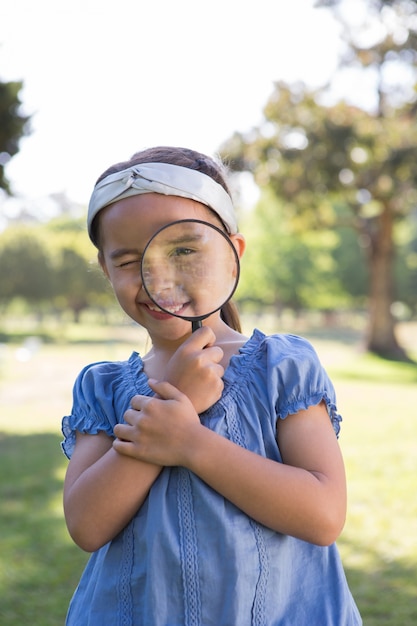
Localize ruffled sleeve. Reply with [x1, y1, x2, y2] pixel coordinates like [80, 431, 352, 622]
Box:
[61, 352, 148, 459]
[264, 333, 342, 436]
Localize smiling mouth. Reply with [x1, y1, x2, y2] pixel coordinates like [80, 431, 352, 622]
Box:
[146, 302, 188, 315]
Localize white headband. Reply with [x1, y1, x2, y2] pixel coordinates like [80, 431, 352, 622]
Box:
[87, 162, 237, 242]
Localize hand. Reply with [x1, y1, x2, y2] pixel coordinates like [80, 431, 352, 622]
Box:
[113, 380, 202, 467]
[164, 326, 224, 413]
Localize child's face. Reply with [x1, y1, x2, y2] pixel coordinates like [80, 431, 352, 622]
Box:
[141, 219, 239, 321]
[98, 193, 244, 344]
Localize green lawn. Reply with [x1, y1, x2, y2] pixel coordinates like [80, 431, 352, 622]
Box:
[0, 319, 416, 625]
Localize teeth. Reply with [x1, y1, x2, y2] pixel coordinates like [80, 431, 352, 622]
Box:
[165, 304, 183, 313]
[147, 303, 183, 313]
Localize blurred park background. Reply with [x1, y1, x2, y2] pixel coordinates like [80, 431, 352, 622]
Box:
[1, 0, 417, 624]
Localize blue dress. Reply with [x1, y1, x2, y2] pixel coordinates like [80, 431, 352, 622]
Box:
[62, 330, 362, 626]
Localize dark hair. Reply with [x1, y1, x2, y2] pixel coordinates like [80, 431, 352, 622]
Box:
[93, 146, 241, 332]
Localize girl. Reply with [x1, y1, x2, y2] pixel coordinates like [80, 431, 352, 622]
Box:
[62, 146, 362, 625]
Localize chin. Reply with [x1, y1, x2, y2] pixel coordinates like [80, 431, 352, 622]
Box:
[145, 318, 192, 340]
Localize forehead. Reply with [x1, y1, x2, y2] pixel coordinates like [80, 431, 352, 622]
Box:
[99, 193, 223, 248]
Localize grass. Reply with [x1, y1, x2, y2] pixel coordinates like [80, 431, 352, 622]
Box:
[333, 372, 417, 625]
[0, 433, 87, 625]
[0, 318, 416, 625]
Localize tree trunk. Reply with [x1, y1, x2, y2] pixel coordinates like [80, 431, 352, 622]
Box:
[365, 205, 409, 360]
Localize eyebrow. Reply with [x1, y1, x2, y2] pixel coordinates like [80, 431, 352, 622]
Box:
[108, 233, 205, 260]
[160, 233, 204, 246]
[109, 248, 141, 260]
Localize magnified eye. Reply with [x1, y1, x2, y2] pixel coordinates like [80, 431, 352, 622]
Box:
[170, 246, 194, 257]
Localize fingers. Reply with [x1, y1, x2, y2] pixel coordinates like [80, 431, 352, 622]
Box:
[114, 398, 150, 439]
[146, 379, 188, 402]
[112, 384, 199, 465]
[130, 395, 148, 412]
[183, 325, 217, 350]
[203, 345, 224, 365]
[128, 382, 184, 413]
[113, 420, 134, 441]
[121, 385, 188, 435]
[113, 404, 149, 453]
[112, 435, 137, 458]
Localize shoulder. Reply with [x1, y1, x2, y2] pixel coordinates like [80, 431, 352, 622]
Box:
[246, 329, 322, 370]
[73, 352, 145, 395]
[62, 352, 147, 459]
[69, 351, 149, 429]
[240, 330, 339, 428]
[265, 331, 318, 354]
[259, 330, 331, 386]
[230, 330, 328, 396]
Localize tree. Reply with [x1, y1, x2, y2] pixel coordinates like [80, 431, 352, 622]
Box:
[0, 79, 30, 193]
[45, 217, 113, 322]
[0, 227, 55, 310]
[395, 208, 417, 315]
[0, 220, 113, 321]
[220, 0, 417, 360]
[236, 188, 349, 313]
[54, 246, 109, 322]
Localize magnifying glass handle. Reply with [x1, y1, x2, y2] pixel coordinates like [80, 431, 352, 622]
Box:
[192, 319, 202, 333]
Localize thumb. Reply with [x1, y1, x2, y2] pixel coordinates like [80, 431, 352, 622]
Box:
[184, 325, 217, 349]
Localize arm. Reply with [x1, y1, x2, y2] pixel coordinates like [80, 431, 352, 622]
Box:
[114, 381, 347, 546]
[63, 327, 222, 553]
[63, 431, 162, 552]
[187, 402, 347, 545]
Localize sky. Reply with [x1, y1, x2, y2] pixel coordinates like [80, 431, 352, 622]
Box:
[0, 0, 346, 215]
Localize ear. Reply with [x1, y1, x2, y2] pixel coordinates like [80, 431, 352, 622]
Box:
[229, 233, 246, 260]
[98, 251, 110, 280]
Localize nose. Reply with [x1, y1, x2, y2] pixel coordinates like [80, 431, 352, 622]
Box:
[142, 257, 176, 302]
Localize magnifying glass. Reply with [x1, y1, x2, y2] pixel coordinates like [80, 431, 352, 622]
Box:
[141, 219, 240, 332]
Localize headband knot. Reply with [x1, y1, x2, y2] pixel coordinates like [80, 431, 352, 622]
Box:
[121, 171, 136, 188]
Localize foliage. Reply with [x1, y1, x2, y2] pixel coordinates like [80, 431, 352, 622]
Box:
[0, 79, 30, 193]
[1, 205, 413, 324]
[0, 219, 111, 320]
[45, 216, 111, 321]
[0, 227, 55, 305]
[331, 222, 369, 300]
[395, 209, 417, 314]
[236, 188, 355, 311]
[221, 0, 417, 360]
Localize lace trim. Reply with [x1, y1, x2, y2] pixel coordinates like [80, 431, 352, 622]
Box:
[224, 401, 269, 624]
[177, 468, 202, 625]
[118, 522, 134, 625]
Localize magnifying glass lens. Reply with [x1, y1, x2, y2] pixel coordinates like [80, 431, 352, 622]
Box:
[141, 219, 239, 329]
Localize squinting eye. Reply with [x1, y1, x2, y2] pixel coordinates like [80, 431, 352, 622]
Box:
[119, 259, 140, 267]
